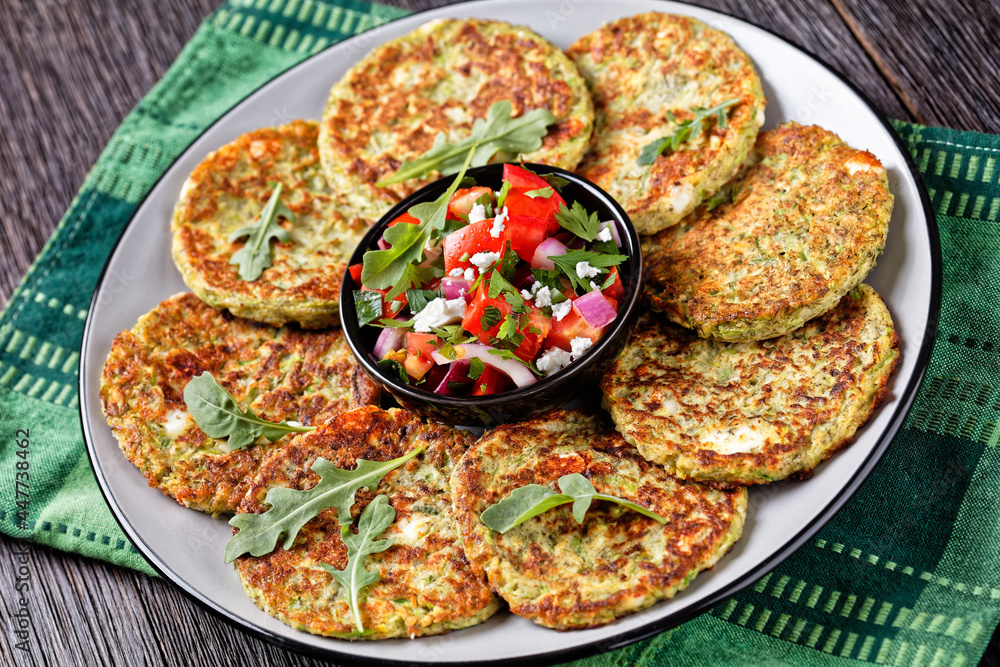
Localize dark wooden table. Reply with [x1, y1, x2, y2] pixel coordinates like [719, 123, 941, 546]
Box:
[2, 1, 999, 664]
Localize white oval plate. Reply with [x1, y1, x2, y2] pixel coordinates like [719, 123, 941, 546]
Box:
[80, 1, 939, 664]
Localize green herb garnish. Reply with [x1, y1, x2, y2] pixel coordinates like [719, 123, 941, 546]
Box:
[362, 148, 476, 291]
[354, 290, 384, 328]
[468, 357, 486, 380]
[551, 250, 627, 292]
[638, 99, 740, 165]
[480, 305, 503, 331]
[224, 446, 423, 562]
[376, 100, 555, 186]
[183, 372, 313, 451]
[480, 473, 667, 533]
[555, 200, 601, 241]
[320, 495, 396, 633]
[524, 187, 554, 199]
[228, 182, 295, 281]
[406, 289, 440, 315]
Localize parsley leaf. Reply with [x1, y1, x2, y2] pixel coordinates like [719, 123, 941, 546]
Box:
[405, 289, 440, 315]
[480, 305, 503, 331]
[376, 100, 556, 186]
[377, 357, 409, 383]
[480, 473, 667, 533]
[551, 250, 627, 292]
[227, 182, 295, 281]
[496, 313, 524, 345]
[637, 98, 740, 166]
[224, 446, 422, 562]
[354, 291, 384, 328]
[320, 495, 396, 633]
[555, 200, 601, 241]
[362, 149, 476, 291]
[184, 373, 312, 450]
[468, 357, 486, 380]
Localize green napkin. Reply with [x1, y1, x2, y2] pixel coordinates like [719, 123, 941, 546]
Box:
[1, 0, 998, 664]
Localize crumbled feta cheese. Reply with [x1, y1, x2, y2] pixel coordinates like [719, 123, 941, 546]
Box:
[570, 337, 593, 360]
[162, 409, 190, 439]
[536, 347, 573, 375]
[575, 261, 600, 279]
[448, 268, 465, 278]
[412, 297, 467, 333]
[464, 267, 476, 281]
[533, 285, 553, 308]
[470, 251, 500, 274]
[551, 299, 573, 321]
[521, 288, 533, 301]
[468, 203, 487, 224]
[490, 206, 508, 238]
[589, 280, 600, 292]
[596, 225, 613, 242]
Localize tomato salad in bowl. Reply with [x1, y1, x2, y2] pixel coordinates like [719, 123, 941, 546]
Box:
[341, 163, 641, 426]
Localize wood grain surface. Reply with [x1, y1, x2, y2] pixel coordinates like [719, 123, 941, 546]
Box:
[2, 1, 999, 665]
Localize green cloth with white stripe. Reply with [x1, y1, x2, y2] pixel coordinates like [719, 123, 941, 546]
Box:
[1, 1, 999, 664]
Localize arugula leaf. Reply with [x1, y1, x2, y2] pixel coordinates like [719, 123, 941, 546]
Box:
[354, 290, 384, 328]
[320, 495, 396, 633]
[184, 372, 312, 450]
[225, 446, 422, 562]
[524, 187, 554, 199]
[555, 200, 601, 241]
[376, 100, 556, 186]
[551, 250, 628, 292]
[377, 318, 414, 329]
[480, 473, 667, 533]
[362, 148, 476, 291]
[384, 262, 442, 301]
[227, 183, 295, 281]
[637, 98, 740, 166]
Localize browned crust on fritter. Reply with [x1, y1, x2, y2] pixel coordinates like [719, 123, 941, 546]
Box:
[100, 293, 379, 514]
[600, 285, 900, 486]
[566, 12, 765, 233]
[320, 18, 593, 216]
[451, 408, 747, 630]
[642, 122, 893, 341]
[171, 120, 368, 328]
[234, 407, 499, 639]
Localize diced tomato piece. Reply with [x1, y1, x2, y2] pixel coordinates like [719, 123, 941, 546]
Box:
[513, 307, 552, 362]
[403, 353, 434, 381]
[504, 189, 553, 221]
[461, 282, 512, 344]
[471, 366, 505, 396]
[443, 218, 509, 274]
[548, 303, 606, 351]
[404, 333, 439, 380]
[448, 187, 493, 220]
[601, 266, 626, 302]
[348, 263, 363, 285]
[505, 213, 551, 262]
[388, 211, 420, 227]
[502, 164, 567, 211]
[406, 333, 440, 361]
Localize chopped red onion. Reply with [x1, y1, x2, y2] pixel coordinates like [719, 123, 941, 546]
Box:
[431, 343, 537, 388]
[441, 277, 471, 300]
[573, 290, 617, 328]
[373, 327, 404, 359]
[531, 237, 568, 270]
[432, 360, 472, 395]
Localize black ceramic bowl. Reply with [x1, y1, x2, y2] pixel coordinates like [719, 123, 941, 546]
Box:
[340, 163, 642, 426]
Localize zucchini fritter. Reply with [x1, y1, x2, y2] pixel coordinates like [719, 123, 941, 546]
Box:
[601, 285, 899, 486]
[451, 408, 747, 630]
[233, 407, 500, 639]
[319, 18, 595, 222]
[100, 293, 379, 514]
[642, 122, 893, 342]
[171, 120, 368, 329]
[567, 12, 766, 234]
